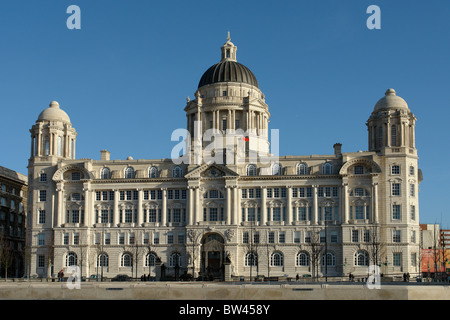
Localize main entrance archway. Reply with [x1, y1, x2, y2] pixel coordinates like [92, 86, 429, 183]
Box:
[200, 233, 225, 280]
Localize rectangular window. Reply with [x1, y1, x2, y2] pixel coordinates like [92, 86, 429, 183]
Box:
[354, 166, 364, 174]
[40, 173, 47, 182]
[63, 233, 69, 245]
[391, 165, 400, 175]
[129, 233, 135, 245]
[272, 207, 281, 221]
[149, 209, 157, 222]
[352, 230, 359, 243]
[355, 206, 364, 220]
[410, 205, 416, 221]
[254, 232, 260, 244]
[393, 230, 401, 243]
[126, 191, 132, 201]
[39, 190, 46, 202]
[153, 232, 159, 244]
[273, 188, 280, 198]
[305, 231, 311, 243]
[392, 205, 401, 220]
[331, 231, 338, 243]
[73, 233, 79, 245]
[279, 232, 286, 243]
[167, 232, 174, 244]
[364, 230, 370, 242]
[243, 231, 249, 244]
[143, 233, 149, 245]
[119, 233, 125, 245]
[411, 230, 416, 243]
[409, 184, 415, 197]
[248, 189, 254, 199]
[294, 231, 301, 243]
[247, 208, 256, 222]
[38, 210, 46, 224]
[393, 253, 402, 266]
[125, 209, 133, 223]
[71, 172, 81, 181]
[105, 233, 111, 245]
[255, 188, 261, 199]
[38, 234, 45, 246]
[411, 253, 417, 267]
[37, 255, 45, 268]
[173, 208, 181, 223]
[241, 189, 247, 199]
[267, 188, 272, 198]
[392, 183, 400, 196]
[268, 231, 275, 244]
[177, 232, 185, 244]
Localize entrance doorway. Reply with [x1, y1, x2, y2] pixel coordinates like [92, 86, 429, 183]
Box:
[200, 233, 225, 280]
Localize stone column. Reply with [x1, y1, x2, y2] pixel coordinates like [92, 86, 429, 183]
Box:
[261, 186, 267, 226]
[113, 189, 119, 226]
[138, 188, 143, 226]
[312, 185, 318, 225]
[187, 187, 193, 225]
[56, 182, 64, 226]
[194, 187, 200, 224]
[372, 182, 379, 223]
[287, 186, 292, 225]
[343, 183, 349, 224]
[226, 186, 231, 225]
[232, 187, 238, 225]
[162, 188, 167, 226]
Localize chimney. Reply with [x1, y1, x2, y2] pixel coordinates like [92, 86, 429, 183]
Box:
[100, 150, 110, 161]
[333, 143, 342, 156]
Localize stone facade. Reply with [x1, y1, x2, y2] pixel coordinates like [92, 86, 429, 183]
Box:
[0, 165, 27, 277]
[26, 36, 421, 280]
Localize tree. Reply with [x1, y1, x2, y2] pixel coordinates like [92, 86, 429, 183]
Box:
[306, 228, 324, 281]
[363, 224, 386, 270]
[187, 229, 204, 280]
[0, 234, 12, 280]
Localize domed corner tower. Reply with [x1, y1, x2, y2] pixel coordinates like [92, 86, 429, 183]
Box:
[366, 89, 421, 272]
[29, 100, 78, 164]
[185, 33, 271, 168]
[366, 89, 417, 156]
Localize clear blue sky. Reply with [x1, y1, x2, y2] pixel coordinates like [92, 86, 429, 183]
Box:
[1, 0, 449, 227]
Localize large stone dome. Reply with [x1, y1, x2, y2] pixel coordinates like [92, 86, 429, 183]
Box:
[374, 89, 409, 112]
[198, 34, 259, 89]
[37, 101, 71, 123]
[198, 60, 259, 89]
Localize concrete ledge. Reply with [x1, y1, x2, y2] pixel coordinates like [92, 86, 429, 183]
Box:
[0, 282, 448, 300]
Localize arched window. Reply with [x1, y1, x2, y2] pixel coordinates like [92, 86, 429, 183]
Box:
[121, 253, 133, 267]
[355, 250, 369, 266]
[57, 136, 62, 156]
[322, 163, 333, 175]
[321, 252, 336, 267]
[296, 252, 310, 266]
[169, 252, 181, 267]
[247, 164, 257, 176]
[391, 125, 397, 146]
[101, 167, 110, 179]
[65, 252, 77, 267]
[270, 252, 284, 267]
[125, 167, 134, 179]
[272, 163, 282, 176]
[173, 166, 183, 178]
[297, 163, 307, 175]
[145, 252, 157, 267]
[149, 166, 158, 178]
[245, 252, 258, 267]
[98, 253, 109, 267]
